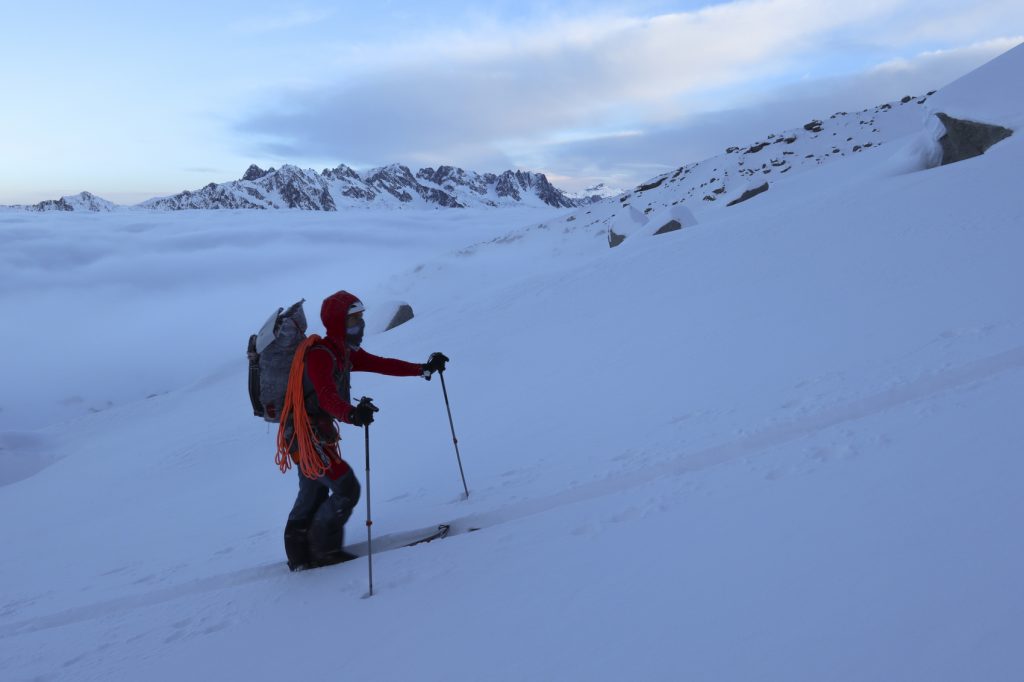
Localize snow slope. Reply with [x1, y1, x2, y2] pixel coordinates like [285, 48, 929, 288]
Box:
[0, 44, 1022, 682]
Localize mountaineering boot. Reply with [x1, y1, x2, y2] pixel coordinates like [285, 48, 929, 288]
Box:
[312, 549, 359, 568]
[284, 519, 314, 571]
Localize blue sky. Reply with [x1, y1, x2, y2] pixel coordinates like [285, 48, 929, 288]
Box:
[1, 0, 1021, 204]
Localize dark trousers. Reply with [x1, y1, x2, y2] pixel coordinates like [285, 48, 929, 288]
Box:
[284, 467, 361, 569]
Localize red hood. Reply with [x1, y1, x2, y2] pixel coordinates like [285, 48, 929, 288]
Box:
[321, 290, 362, 343]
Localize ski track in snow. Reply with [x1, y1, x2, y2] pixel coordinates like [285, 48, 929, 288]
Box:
[4, 343, 1021, 640]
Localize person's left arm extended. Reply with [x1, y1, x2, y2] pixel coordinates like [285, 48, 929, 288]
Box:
[350, 347, 426, 377]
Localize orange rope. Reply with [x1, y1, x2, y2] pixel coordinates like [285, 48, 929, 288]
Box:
[275, 335, 332, 479]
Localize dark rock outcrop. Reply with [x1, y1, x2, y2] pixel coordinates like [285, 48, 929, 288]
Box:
[384, 304, 415, 331]
[322, 164, 361, 182]
[637, 177, 667, 192]
[30, 198, 74, 211]
[365, 164, 420, 203]
[935, 113, 1013, 166]
[726, 182, 770, 207]
[653, 219, 682, 235]
[418, 166, 489, 196]
[242, 164, 271, 181]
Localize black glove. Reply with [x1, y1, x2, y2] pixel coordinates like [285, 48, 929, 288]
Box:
[348, 398, 378, 427]
[422, 352, 450, 380]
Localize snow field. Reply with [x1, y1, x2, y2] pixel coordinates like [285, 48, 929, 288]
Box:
[1, 45, 1023, 681]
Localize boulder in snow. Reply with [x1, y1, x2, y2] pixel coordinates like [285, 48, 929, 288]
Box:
[726, 182, 770, 207]
[935, 113, 1013, 166]
[385, 304, 415, 331]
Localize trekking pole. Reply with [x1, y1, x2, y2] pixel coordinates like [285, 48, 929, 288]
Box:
[364, 421, 374, 597]
[359, 396, 379, 597]
[438, 370, 469, 499]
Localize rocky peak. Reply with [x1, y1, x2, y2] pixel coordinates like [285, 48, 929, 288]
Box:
[322, 164, 360, 181]
[365, 164, 420, 203]
[242, 164, 272, 182]
[493, 170, 575, 208]
[27, 191, 118, 212]
[366, 163, 417, 183]
[418, 166, 489, 197]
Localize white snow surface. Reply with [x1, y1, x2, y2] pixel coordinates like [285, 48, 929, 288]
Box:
[1, 44, 1023, 682]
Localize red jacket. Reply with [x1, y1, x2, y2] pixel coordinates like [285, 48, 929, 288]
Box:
[306, 337, 422, 424]
[305, 291, 422, 478]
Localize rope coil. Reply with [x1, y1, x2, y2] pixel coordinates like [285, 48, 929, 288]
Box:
[275, 335, 334, 479]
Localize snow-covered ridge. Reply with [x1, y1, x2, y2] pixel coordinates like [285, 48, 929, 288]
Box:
[566, 92, 945, 237]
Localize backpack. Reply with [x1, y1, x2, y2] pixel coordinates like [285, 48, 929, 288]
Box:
[247, 299, 307, 422]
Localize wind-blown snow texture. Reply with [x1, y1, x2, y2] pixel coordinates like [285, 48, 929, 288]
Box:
[1, 43, 1022, 682]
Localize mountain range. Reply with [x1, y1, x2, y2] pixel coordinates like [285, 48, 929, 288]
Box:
[9, 164, 598, 212]
[8, 90, 981, 218]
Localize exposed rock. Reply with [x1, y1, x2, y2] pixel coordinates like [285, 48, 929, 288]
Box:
[637, 177, 667, 192]
[935, 113, 1013, 166]
[727, 182, 770, 207]
[418, 165, 489, 196]
[242, 164, 270, 181]
[608, 229, 626, 248]
[365, 164, 421, 203]
[341, 185, 377, 201]
[653, 219, 682, 235]
[492, 170, 577, 208]
[29, 198, 73, 211]
[272, 166, 337, 210]
[385, 304, 415, 331]
[322, 164, 361, 182]
[803, 120, 824, 133]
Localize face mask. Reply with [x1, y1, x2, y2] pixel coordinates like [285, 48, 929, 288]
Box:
[346, 318, 365, 350]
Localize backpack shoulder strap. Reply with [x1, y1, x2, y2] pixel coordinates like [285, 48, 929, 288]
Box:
[307, 340, 337, 367]
[307, 338, 351, 373]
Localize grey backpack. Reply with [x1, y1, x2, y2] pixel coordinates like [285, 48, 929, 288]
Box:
[247, 300, 307, 422]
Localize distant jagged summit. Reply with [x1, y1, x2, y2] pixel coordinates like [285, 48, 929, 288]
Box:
[24, 191, 119, 212]
[569, 183, 624, 203]
[241, 164, 273, 181]
[140, 164, 587, 211]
